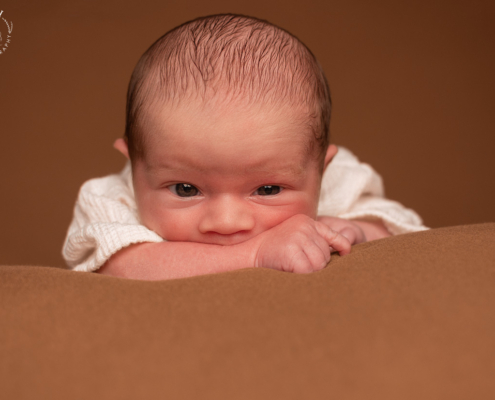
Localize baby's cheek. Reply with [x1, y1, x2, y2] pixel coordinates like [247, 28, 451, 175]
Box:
[257, 206, 303, 231]
[134, 192, 182, 239]
[139, 209, 164, 236]
[134, 199, 168, 238]
[156, 209, 201, 241]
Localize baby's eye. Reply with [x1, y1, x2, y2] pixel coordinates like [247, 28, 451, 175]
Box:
[254, 185, 282, 196]
[169, 183, 200, 197]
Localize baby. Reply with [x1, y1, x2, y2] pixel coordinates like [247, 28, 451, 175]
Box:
[63, 14, 426, 280]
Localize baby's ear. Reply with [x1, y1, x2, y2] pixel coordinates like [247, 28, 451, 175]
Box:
[113, 138, 130, 159]
[322, 144, 338, 172]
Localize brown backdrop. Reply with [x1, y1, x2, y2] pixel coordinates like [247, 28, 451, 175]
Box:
[1, 0, 494, 267]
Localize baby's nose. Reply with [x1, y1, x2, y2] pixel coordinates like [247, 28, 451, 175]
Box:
[198, 195, 255, 235]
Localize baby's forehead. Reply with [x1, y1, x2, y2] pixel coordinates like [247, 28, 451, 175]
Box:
[145, 92, 312, 137]
[141, 95, 315, 161]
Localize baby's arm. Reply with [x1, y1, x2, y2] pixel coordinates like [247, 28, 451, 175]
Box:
[318, 147, 428, 237]
[99, 241, 254, 280]
[99, 214, 352, 280]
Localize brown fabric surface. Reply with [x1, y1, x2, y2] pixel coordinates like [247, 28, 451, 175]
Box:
[1, 224, 494, 400]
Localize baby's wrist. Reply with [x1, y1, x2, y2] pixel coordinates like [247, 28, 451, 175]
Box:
[232, 236, 261, 269]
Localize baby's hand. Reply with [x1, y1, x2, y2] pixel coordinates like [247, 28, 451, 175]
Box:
[316, 216, 366, 246]
[252, 214, 351, 274]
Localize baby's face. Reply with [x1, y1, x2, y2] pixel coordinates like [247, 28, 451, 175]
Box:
[130, 98, 335, 246]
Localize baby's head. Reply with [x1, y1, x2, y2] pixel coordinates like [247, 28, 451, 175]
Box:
[115, 14, 338, 245]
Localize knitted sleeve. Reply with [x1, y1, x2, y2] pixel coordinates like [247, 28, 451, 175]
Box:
[62, 161, 163, 272]
[317, 147, 428, 235]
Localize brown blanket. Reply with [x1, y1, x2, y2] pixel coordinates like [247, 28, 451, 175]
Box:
[1, 224, 494, 399]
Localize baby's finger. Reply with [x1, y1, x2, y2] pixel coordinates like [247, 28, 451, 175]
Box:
[301, 238, 330, 271]
[315, 222, 352, 256]
[288, 250, 314, 274]
[339, 226, 358, 245]
[312, 234, 332, 263]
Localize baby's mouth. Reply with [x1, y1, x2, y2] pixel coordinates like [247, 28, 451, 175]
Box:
[198, 232, 252, 246]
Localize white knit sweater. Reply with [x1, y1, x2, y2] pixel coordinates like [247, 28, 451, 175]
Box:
[62, 147, 427, 272]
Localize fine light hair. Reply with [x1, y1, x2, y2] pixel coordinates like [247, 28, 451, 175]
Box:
[124, 14, 332, 169]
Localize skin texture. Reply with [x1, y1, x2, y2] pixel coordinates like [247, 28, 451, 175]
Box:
[133, 98, 332, 246]
[99, 98, 390, 280]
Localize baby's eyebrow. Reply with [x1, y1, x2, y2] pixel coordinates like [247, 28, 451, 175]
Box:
[146, 162, 306, 177]
[244, 165, 306, 176]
